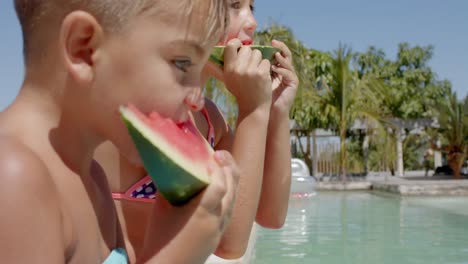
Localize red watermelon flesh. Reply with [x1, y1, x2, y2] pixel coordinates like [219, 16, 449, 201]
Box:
[121, 104, 213, 206]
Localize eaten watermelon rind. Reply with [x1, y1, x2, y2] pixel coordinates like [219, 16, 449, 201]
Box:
[120, 106, 212, 206]
[209, 45, 280, 67]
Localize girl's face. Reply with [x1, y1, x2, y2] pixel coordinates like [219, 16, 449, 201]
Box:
[220, 0, 257, 45]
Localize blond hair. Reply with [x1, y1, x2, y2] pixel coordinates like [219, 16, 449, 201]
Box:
[14, 0, 228, 63]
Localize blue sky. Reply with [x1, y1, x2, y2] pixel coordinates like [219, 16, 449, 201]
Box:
[1, 0, 467, 110]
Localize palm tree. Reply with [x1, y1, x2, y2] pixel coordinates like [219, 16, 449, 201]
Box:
[433, 92, 468, 177]
[256, 24, 322, 173]
[310, 45, 384, 182]
[332, 46, 353, 181]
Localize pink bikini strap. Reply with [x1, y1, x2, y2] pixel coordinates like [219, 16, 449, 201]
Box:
[201, 107, 215, 148]
[111, 176, 154, 203]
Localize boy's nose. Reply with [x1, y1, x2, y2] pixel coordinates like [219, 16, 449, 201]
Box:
[185, 87, 205, 112]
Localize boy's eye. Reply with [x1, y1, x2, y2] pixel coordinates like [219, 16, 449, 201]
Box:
[174, 59, 193, 72]
[250, 4, 255, 12]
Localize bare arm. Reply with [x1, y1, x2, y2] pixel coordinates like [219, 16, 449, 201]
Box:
[139, 151, 240, 264]
[208, 98, 291, 260]
[0, 139, 65, 263]
[215, 106, 270, 259]
[210, 39, 273, 259]
[256, 107, 291, 228]
[204, 40, 298, 258]
[256, 40, 298, 228]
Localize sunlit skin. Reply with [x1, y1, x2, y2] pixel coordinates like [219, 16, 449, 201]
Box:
[0, 1, 240, 263]
[205, 0, 299, 259]
[95, 0, 299, 260]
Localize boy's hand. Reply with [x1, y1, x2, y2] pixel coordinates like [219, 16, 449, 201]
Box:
[141, 151, 240, 263]
[270, 40, 299, 113]
[223, 39, 273, 115]
[195, 150, 240, 232]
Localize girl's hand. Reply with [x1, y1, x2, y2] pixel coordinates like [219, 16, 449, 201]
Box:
[270, 40, 299, 112]
[222, 39, 273, 115]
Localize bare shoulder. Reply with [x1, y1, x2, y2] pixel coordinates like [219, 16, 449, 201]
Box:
[0, 136, 65, 261]
[0, 136, 62, 217]
[0, 136, 55, 192]
[0, 135, 62, 211]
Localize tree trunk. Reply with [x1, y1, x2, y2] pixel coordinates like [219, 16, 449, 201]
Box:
[296, 131, 313, 173]
[290, 136, 298, 157]
[448, 150, 466, 178]
[305, 131, 313, 173]
[312, 129, 319, 180]
[396, 129, 404, 177]
[340, 127, 347, 182]
[434, 139, 442, 169]
[363, 134, 369, 176]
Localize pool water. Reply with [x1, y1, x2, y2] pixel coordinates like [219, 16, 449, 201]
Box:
[252, 192, 468, 264]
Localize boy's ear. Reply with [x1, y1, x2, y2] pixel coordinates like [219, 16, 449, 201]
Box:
[60, 11, 103, 84]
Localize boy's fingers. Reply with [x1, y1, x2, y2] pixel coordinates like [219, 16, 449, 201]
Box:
[213, 151, 239, 230]
[214, 150, 227, 166]
[215, 151, 240, 190]
[227, 166, 239, 205]
[220, 162, 238, 227]
[201, 161, 227, 212]
[224, 152, 240, 206]
[214, 150, 230, 165]
[214, 150, 240, 188]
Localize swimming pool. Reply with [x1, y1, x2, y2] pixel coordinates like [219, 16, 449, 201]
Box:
[252, 192, 468, 264]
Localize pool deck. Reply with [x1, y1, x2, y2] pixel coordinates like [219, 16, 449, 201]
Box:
[315, 181, 372, 191]
[315, 171, 468, 196]
[372, 177, 468, 196]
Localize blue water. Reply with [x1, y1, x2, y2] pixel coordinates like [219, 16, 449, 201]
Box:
[253, 192, 468, 264]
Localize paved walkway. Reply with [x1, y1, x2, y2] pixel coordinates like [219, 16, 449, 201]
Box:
[315, 170, 468, 196]
[372, 175, 468, 196]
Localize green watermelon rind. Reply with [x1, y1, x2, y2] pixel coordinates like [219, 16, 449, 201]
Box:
[209, 45, 280, 67]
[120, 107, 211, 206]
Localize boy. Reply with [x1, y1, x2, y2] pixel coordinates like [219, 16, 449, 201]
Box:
[0, 0, 239, 263]
[96, 0, 299, 260]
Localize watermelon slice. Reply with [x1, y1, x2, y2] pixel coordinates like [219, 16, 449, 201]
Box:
[120, 104, 213, 206]
[209, 45, 280, 67]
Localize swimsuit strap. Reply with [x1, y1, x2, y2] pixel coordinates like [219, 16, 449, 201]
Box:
[111, 176, 154, 203]
[201, 107, 216, 148]
[103, 248, 128, 264]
